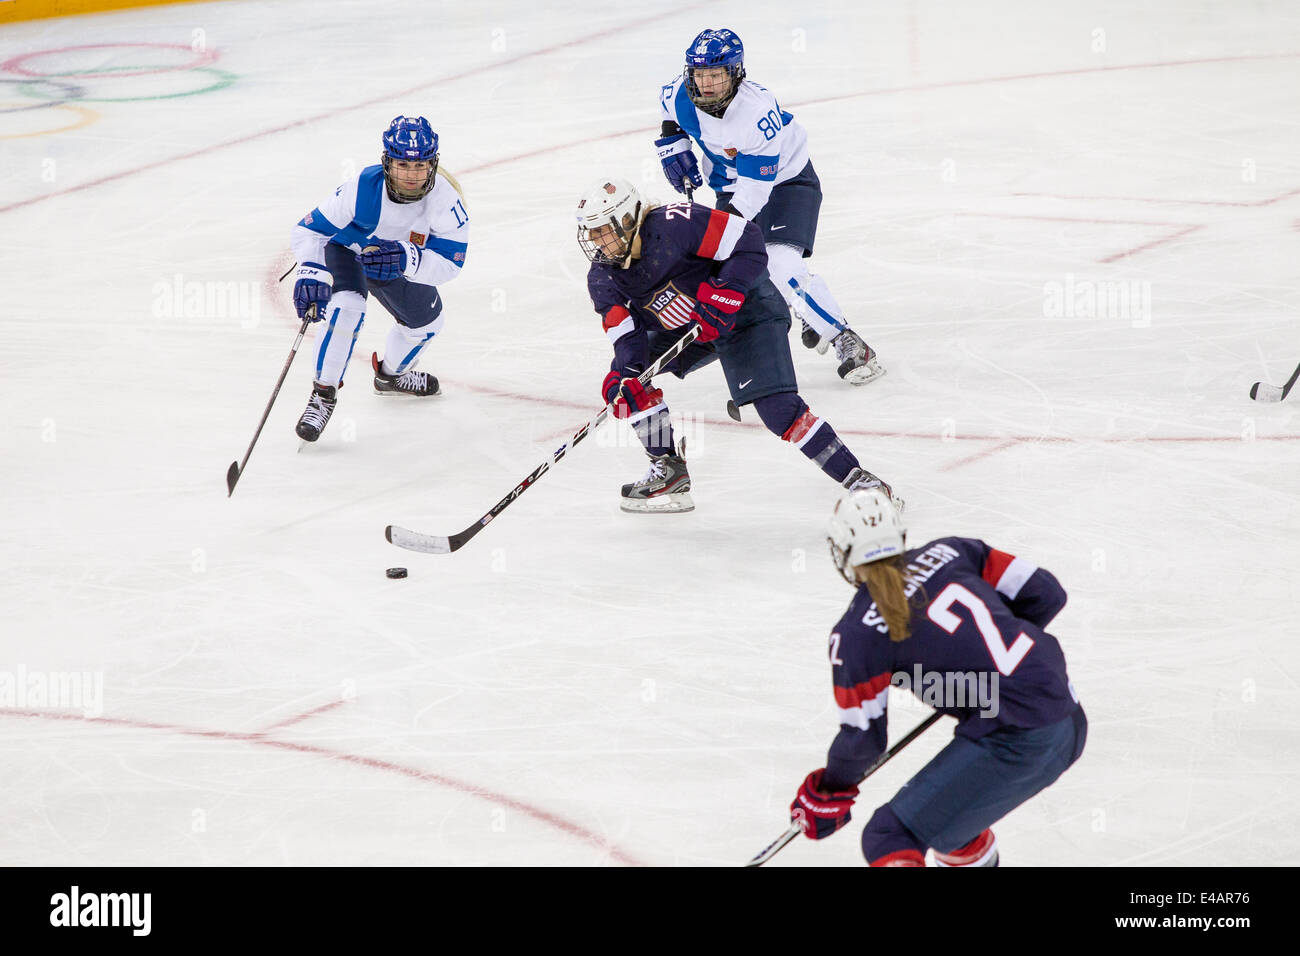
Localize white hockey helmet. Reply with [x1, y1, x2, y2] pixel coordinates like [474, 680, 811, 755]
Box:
[827, 488, 907, 583]
[576, 177, 643, 265]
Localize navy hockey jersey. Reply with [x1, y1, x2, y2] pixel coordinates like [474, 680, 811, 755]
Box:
[824, 537, 1078, 788]
[587, 200, 768, 370]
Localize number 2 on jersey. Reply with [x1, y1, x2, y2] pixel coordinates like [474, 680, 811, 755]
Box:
[926, 583, 1035, 675]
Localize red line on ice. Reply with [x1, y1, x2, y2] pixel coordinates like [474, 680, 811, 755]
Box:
[3, 708, 646, 866]
[939, 439, 1020, 471]
[0, 0, 713, 217]
[4, 49, 1298, 216]
[955, 212, 1207, 263]
[1011, 186, 1300, 208]
[254, 699, 346, 734]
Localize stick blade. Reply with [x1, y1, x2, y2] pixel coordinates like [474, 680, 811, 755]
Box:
[1250, 381, 1283, 403]
[226, 461, 241, 496]
[386, 524, 453, 554]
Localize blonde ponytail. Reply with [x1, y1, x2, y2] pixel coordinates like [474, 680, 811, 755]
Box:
[857, 557, 914, 642]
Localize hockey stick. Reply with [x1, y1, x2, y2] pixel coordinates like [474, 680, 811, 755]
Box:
[386, 324, 702, 554]
[744, 710, 944, 868]
[226, 306, 314, 496]
[1249, 360, 1300, 403]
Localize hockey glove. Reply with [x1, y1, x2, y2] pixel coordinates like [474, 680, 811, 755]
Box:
[790, 769, 860, 840]
[357, 240, 422, 282]
[601, 370, 664, 420]
[655, 134, 703, 194]
[691, 278, 745, 343]
[292, 262, 332, 321]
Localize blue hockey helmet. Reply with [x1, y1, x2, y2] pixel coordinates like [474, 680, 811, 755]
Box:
[381, 116, 439, 202]
[684, 28, 745, 115]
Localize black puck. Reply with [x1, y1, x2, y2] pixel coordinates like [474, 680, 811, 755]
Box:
[386, 567, 408, 579]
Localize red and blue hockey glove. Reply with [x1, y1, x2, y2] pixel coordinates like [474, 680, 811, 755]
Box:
[691, 279, 745, 343]
[655, 133, 703, 194]
[357, 240, 422, 282]
[292, 262, 332, 321]
[601, 370, 664, 420]
[790, 769, 860, 840]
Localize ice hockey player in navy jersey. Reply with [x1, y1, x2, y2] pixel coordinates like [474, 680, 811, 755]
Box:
[288, 116, 470, 442]
[577, 177, 895, 513]
[656, 28, 883, 386]
[789, 489, 1087, 866]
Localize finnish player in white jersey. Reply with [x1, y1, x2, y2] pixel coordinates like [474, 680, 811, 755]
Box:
[656, 29, 884, 386]
[288, 115, 470, 441]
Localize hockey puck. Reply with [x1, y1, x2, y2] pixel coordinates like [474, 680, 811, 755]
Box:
[386, 567, 408, 579]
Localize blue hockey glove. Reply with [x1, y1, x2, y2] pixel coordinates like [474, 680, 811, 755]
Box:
[292, 262, 332, 321]
[655, 133, 703, 194]
[357, 240, 421, 282]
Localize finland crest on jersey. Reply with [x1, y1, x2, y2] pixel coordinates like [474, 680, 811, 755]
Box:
[646, 281, 698, 329]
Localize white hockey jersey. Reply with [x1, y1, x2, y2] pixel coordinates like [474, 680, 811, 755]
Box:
[659, 75, 811, 221]
[290, 166, 469, 287]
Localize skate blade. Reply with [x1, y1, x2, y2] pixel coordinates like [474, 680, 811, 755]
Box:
[620, 492, 695, 514]
[373, 386, 441, 398]
[815, 337, 831, 356]
[842, 362, 887, 387]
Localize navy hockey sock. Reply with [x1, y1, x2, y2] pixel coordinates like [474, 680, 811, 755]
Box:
[753, 392, 861, 483]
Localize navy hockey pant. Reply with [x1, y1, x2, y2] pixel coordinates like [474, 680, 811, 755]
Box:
[326, 242, 443, 329]
[862, 704, 1088, 862]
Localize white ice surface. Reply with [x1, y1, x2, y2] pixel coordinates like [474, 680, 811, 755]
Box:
[1, 0, 1298, 867]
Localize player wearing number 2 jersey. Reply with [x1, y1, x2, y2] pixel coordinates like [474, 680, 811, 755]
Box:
[788, 488, 1087, 866]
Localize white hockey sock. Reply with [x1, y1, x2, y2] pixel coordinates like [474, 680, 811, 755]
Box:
[766, 242, 849, 340]
[313, 291, 366, 387]
[380, 313, 444, 375]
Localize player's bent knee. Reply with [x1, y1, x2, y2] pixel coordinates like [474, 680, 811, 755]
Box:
[752, 391, 807, 437]
[395, 312, 445, 339]
[764, 242, 806, 286]
[861, 805, 927, 866]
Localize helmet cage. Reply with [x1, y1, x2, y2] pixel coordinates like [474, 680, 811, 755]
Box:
[684, 29, 745, 115]
[381, 154, 439, 203]
[577, 207, 640, 265]
[381, 116, 439, 202]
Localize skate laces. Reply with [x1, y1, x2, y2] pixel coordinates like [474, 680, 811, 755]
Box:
[634, 458, 669, 486]
[396, 369, 426, 389]
[302, 392, 333, 428]
[834, 331, 865, 363]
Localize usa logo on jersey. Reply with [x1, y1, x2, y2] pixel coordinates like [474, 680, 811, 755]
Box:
[646, 281, 697, 330]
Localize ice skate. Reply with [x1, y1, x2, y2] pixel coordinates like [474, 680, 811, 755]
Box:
[295, 382, 337, 442]
[843, 466, 902, 511]
[798, 316, 831, 355]
[372, 352, 440, 396]
[620, 452, 694, 514]
[832, 330, 885, 386]
[799, 317, 820, 350]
